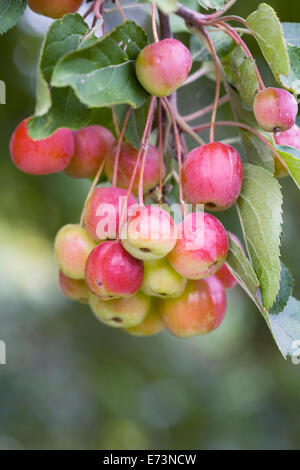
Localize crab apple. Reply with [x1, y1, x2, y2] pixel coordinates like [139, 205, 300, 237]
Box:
[65, 126, 114, 179]
[141, 259, 187, 298]
[105, 142, 164, 195]
[58, 271, 89, 303]
[136, 39, 192, 97]
[159, 276, 227, 338]
[273, 124, 300, 177]
[121, 205, 177, 261]
[28, 0, 83, 18]
[55, 224, 97, 280]
[89, 291, 150, 328]
[215, 232, 243, 289]
[168, 212, 229, 280]
[253, 87, 298, 133]
[84, 186, 137, 242]
[182, 143, 243, 211]
[9, 118, 74, 175]
[124, 309, 164, 336]
[85, 240, 144, 298]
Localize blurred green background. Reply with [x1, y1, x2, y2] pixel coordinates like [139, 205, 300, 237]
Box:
[0, 0, 300, 450]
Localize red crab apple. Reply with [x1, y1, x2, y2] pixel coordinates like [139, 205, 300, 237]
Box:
[89, 291, 150, 328]
[215, 232, 243, 289]
[273, 124, 300, 177]
[28, 0, 83, 18]
[9, 118, 74, 175]
[65, 126, 114, 179]
[159, 276, 227, 338]
[105, 143, 164, 195]
[85, 241, 144, 298]
[141, 259, 187, 298]
[54, 224, 97, 280]
[84, 186, 137, 242]
[58, 271, 89, 303]
[121, 205, 177, 261]
[124, 309, 165, 336]
[136, 38, 192, 97]
[253, 87, 298, 133]
[168, 212, 229, 279]
[182, 142, 243, 211]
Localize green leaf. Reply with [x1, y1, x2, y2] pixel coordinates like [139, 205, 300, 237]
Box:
[150, 0, 178, 14]
[0, 0, 27, 35]
[247, 3, 290, 81]
[240, 130, 274, 174]
[190, 31, 235, 62]
[279, 23, 300, 91]
[269, 263, 293, 315]
[114, 99, 150, 149]
[51, 20, 149, 109]
[225, 234, 261, 307]
[230, 46, 258, 107]
[269, 297, 300, 358]
[198, 0, 232, 10]
[35, 13, 90, 117]
[275, 145, 300, 189]
[282, 22, 300, 47]
[28, 88, 90, 139]
[236, 164, 283, 310]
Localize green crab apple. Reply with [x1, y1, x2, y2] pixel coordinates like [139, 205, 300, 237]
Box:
[84, 186, 137, 241]
[121, 205, 177, 261]
[159, 276, 227, 338]
[58, 271, 89, 303]
[182, 142, 243, 211]
[141, 258, 187, 298]
[253, 87, 298, 133]
[136, 38, 192, 97]
[89, 291, 151, 328]
[54, 224, 97, 280]
[124, 309, 164, 336]
[9, 118, 74, 175]
[168, 212, 229, 279]
[65, 126, 114, 179]
[85, 240, 144, 298]
[28, 0, 83, 18]
[105, 142, 164, 195]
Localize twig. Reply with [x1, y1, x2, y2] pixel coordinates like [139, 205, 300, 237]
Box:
[183, 94, 229, 122]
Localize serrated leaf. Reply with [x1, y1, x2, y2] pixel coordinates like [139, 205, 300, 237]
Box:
[198, 0, 232, 10]
[269, 297, 300, 358]
[51, 21, 149, 109]
[191, 31, 235, 62]
[236, 164, 283, 310]
[275, 145, 300, 189]
[247, 3, 290, 81]
[230, 46, 258, 107]
[225, 234, 261, 305]
[114, 99, 150, 149]
[35, 13, 90, 117]
[269, 263, 293, 315]
[0, 0, 26, 35]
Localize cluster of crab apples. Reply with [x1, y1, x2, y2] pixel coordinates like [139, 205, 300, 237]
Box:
[9, 20, 300, 337]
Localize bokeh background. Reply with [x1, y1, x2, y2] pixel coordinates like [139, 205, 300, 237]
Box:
[0, 0, 300, 450]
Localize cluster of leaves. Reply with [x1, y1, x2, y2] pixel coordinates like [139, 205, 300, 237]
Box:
[1, 0, 300, 358]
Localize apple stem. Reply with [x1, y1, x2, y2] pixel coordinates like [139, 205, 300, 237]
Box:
[193, 120, 289, 173]
[152, 3, 159, 42]
[112, 107, 132, 188]
[158, 100, 164, 205]
[162, 98, 185, 211]
[111, 106, 120, 138]
[114, 0, 126, 21]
